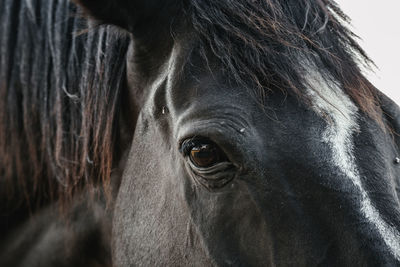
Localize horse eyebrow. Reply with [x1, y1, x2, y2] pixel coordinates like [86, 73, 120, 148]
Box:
[186, 0, 382, 124]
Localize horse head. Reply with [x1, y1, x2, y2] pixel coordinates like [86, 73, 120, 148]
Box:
[73, 0, 400, 265]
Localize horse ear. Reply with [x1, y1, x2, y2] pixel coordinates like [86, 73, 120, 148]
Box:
[73, 0, 131, 29]
[73, 0, 179, 35]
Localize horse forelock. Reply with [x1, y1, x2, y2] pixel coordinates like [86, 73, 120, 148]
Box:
[186, 0, 382, 124]
[0, 0, 131, 204]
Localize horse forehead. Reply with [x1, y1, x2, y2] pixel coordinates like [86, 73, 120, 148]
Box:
[153, 44, 330, 136]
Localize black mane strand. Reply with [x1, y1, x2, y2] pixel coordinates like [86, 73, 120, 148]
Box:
[0, 0, 130, 205]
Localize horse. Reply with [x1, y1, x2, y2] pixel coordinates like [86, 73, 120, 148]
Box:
[1, 0, 400, 266]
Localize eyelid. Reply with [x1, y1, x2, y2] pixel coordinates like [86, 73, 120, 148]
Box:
[180, 137, 209, 155]
[187, 157, 237, 189]
[177, 121, 251, 171]
[189, 161, 234, 176]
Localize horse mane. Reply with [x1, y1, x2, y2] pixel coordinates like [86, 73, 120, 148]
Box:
[0, 0, 130, 205]
[186, 0, 381, 121]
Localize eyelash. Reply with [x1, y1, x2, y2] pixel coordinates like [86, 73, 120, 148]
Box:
[180, 137, 207, 156]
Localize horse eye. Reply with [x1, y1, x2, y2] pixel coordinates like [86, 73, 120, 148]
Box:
[182, 139, 227, 168]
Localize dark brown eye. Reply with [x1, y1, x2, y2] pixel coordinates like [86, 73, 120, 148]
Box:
[181, 138, 227, 168]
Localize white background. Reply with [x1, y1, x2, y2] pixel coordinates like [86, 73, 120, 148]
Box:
[335, 0, 400, 104]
